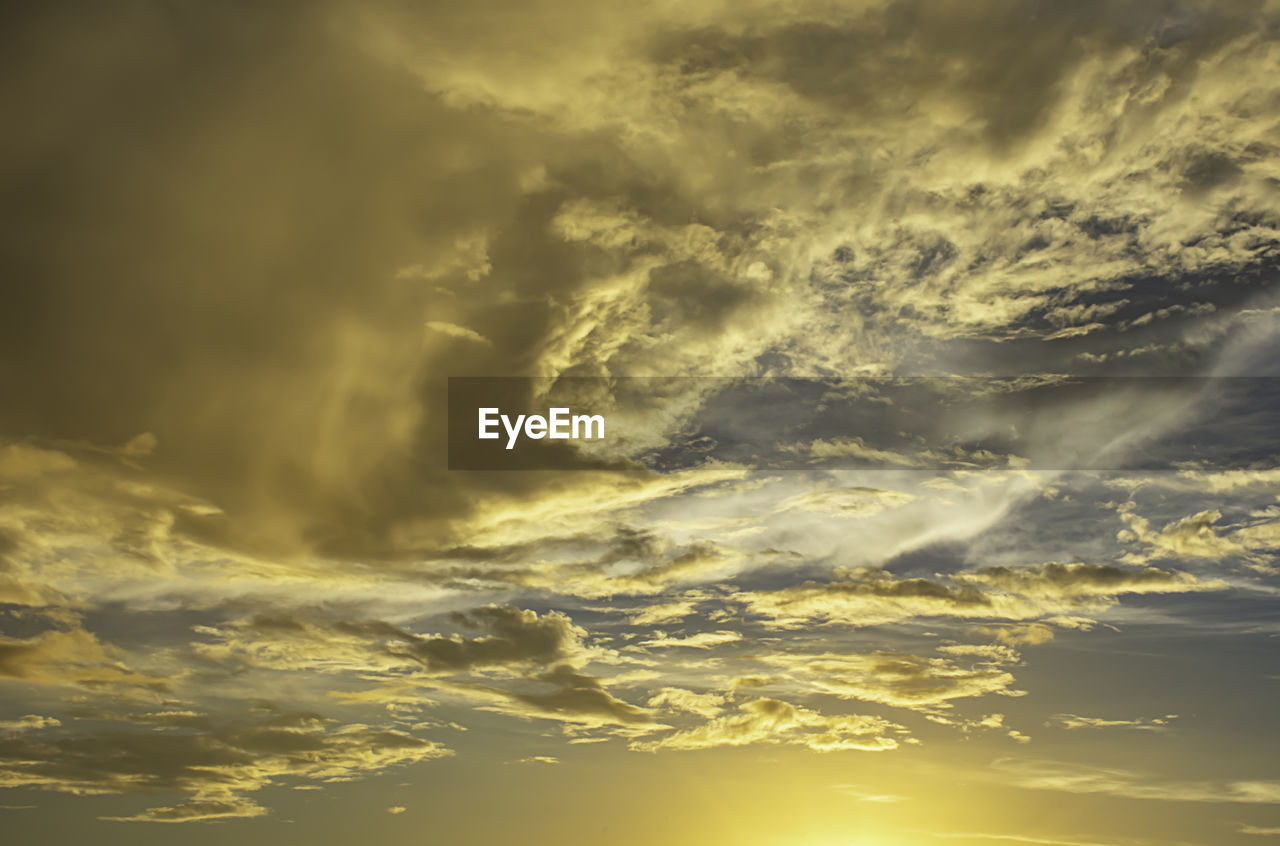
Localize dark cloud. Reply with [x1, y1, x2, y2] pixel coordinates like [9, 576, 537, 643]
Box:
[384, 606, 584, 673]
[196, 604, 588, 678]
[958, 561, 1209, 598]
[0, 708, 448, 821]
[0, 0, 588, 561]
[505, 665, 654, 725]
[741, 559, 1221, 627]
[0, 628, 168, 693]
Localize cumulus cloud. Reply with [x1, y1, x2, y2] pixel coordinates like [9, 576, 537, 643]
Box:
[1116, 501, 1280, 569]
[1116, 504, 1246, 560]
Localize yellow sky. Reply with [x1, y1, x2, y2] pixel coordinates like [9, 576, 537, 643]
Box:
[2, 1, 1280, 843]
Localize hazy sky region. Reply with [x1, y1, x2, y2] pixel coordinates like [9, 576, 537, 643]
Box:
[2, 2, 1280, 844]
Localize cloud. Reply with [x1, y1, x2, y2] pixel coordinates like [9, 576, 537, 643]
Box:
[955, 561, 1220, 602]
[739, 561, 1221, 628]
[0, 442, 77, 480]
[730, 676, 772, 690]
[460, 665, 664, 735]
[0, 708, 450, 822]
[1116, 504, 1245, 560]
[1174, 468, 1280, 493]
[101, 791, 269, 824]
[831, 783, 907, 803]
[936, 643, 1022, 664]
[977, 713, 1032, 745]
[186, 605, 679, 739]
[0, 0, 1278, 830]
[1116, 502, 1280, 569]
[761, 650, 1023, 710]
[0, 629, 168, 694]
[633, 697, 908, 753]
[500, 666, 657, 727]
[5, 0, 1275, 577]
[992, 758, 1280, 804]
[966, 623, 1057, 647]
[797, 441, 924, 468]
[0, 715, 61, 733]
[777, 484, 917, 515]
[624, 598, 702, 626]
[636, 630, 742, 649]
[930, 834, 1143, 846]
[193, 605, 587, 678]
[739, 567, 996, 628]
[1048, 714, 1178, 732]
[423, 321, 492, 345]
[646, 688, 727, 718]
[383, 606, 587, 674]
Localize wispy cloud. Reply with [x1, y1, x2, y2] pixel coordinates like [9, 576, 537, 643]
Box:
[991, 759, 1280, 805]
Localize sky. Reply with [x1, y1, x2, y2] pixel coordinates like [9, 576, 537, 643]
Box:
[2, 1, 1280, 844]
